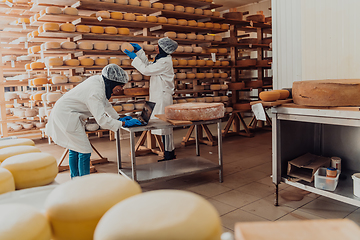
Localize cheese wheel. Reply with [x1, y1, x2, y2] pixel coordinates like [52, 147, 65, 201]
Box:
[51, 74, 68, 84]
[178, 59, 187, 66]
[44, 42, 60, 50]
[64, 59, 80, 66]
[108, 43, 120, 50]
[221, 24, 229, 30]
[45, 173, 141, 240]
[272, 89, 290, 100]
[205, 60, 214, 66]
[204, 97, 213, 103]
[0, 204, 51, 239]
[213, 96, 221, 102]
[109, 57, 121, 65]
[196, 34, 205, 40]
[32, 45, 41, 53]
[115, 0, 128, 4]
[203, 10, 212, 16]
[165, 103, 224, 121]
[205, 22, 213, 28]
[146, 16, 157, 22]
[63, 7, 78, 15]
[196, 73, 205, 79]
[25, 63, 31, 70]
[38, 25, 44, 33]
[185, 98, 195, 102]
[210, 84, 221, 90]
[128, 0, 139, 5]
[131, 73, 142, 81]
[205, 73, 214, 78]
[69, 76, 83, 83]
[94, 42, 108, 50]
[213, 11, 221, 17]
[186, 33, 196, 40]
[207, 48, 218, 53]
[192, 47, 202, 53]
[118, 28, 130, 35]
[96, 11, 110, 19]
[122, 103, 135, 110]
[80, 58, 94, 66]
[46, 92, 62, 102]
[1, 152, 57, 189]
[184, 46, 192, 53]
[213, 73, 220, 78]
[121, 42, 134, 53]
[177, 19, 187, 26]
[186, 73, 196, 79]
[76, 25, 90, 33]
[32, 30, 39, 37]
[60, 23, 76, 32]
[187, 20, 197, 27]
[177, 33, 186, 39]
[136, 15, 146, 22]
[259, 91, 281, 102]
[91, 26, 104, 34]
[164, 31, 176, 38]
[185, 7, 195, 13]
[197, 22, 205, 28]
[172, 59, 178, 66]
[113, 105, 123, 112]
[104, 26, 117, 34]
[0, 168, 15, 194]
[197, 60, 206, 66]
[195, 8, 203, 14]
[218, 48, 227, 54]
[46, 6, 61, 14]
[188, 60, 197, 66]
[176, 73, 186, 79]
[175, 46, 184, 52]
[122, 59, 132, 65]
[61, 41, 76, 49]
[220, 73, 228, 78]
[167, 18, 177, 24]
[78, 42, 93, 50]
[85, 123, 99, 131]
[174, 5, 184, 12]
[177, 99, 186, 103]
[30, 62, 45, 70]
[152, 2, 163, 8]
[110, 12, 123, 19]
[214, 35, 222, 42]
[0, 145, 40, 163]
[95, 58, 108, 66]
[163, 3, 174, 10]
[158, 17, 167, 23]
[140, 1, 151, 7]
[213, 23, 221, 29]
[143, 44, 154, 51]
[204, 35, 214, 41]
[221, 61, 230, 66]
[124, 13, 136, 21]
[43, 22, 59, 31]
[33, 77, 48, 85]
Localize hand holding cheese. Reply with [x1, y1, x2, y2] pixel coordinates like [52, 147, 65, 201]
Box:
[124, 49, 137, 59]
[130, 43, 142, 51]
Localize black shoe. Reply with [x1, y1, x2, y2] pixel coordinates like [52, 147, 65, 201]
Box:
[158, 150, 176, 162]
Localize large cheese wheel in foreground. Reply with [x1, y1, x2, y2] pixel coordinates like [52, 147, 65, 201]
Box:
[45, 173, 141, 240]
[0, 138, 35, 149]
[0, 145, 40, 163]
[0, 204, 52, 240]
[165, 102, 224, 121]
[94, 190, 222, 240]
[293, 79, 360, 106]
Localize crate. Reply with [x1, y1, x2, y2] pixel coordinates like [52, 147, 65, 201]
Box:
[314, 167, 340, 191]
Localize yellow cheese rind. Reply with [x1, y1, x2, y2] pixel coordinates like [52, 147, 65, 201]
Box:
[1, 152, 58, 189]
[76, 25, 90, 33]
[0, 168, 15, 194]
[44, 41, 60, 50]
[60, 23, 76, 32]
[30, 62, 45, 70]
[80, 58, 94, 66]
[78, 42, 93, 50]
[64, 59, 80, 66]
[63, 7, 78, 15]
[104, 27, 117, 34]
[94, 190, 222, 240]
[95, 58, 108, 66]
[118, 28, 130, 35]
[124, 13, 135, 21]
[110, 12, 123, 19]
[61, 41, 77, 49]
[91, 26, 104, 34]
[0, 204, 52, 240]
[45, 173, 141, 240]
[96, 11, 110, 19]
[43, 23, 59, 32]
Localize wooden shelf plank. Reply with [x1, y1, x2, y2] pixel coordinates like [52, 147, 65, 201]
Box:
[149, 24, 227, 34]
[36, 13, 83, 23]
[174, 65, 231, 69]
[175, 89, 226, 94]
[150, 10, 224, 22]
[71, 0, 158, 14]
[38, 30, 80, 38]
[73, 33, 159, 42]
[0, 81, 28, 87]
[152, 0, 212, 9]
[175, 77, 230, 82]
[72, 17, 159, 29]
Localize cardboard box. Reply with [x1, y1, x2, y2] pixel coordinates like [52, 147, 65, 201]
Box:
[287, 153, 330, 182]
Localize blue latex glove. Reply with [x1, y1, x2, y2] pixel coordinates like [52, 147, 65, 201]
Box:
[119, 116, 132, 121]
[124, 119, 142, 127]
[124, 49, 137, 59]
[130, 43, 142, 51]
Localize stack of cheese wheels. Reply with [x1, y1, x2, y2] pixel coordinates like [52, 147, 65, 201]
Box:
[0, 168, 15, 194]
[94, 190, 222, 240]
[45, 174, 141, 240]
[1, 152, 57, 189]
[293, 79, 360, 106]
[0, 204, 52, 239]
[0, 145, 40, 163]
[165, 102, 224, 121]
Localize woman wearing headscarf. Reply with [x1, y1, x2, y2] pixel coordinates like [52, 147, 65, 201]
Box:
[124, 37, 178, 161]
[46, 64, 141, 178]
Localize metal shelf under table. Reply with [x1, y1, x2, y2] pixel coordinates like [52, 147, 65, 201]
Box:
[115, 119, 223, 183]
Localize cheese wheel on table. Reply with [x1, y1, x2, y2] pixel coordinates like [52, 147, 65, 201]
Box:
[95, 58, 108, 66]
[78, 42, 93, 50]
[63, 7, 78, 15]
[124, 13, 135, 21]
[167, 18, 177, 24]
[1, 152, 57, 189]
[118, 28, 130, 35]
[273, 89, 290, 100]
[61, 41, 76, 49]
[43, 23, 59, 31]
[140, 1, 151, 7]
[121, 42, 134, 53]
[51, 74, 68, 84]
[30, 62, 45, 70]
[44, 41, 60, 50]
[104, 26, 117, 34]
[109, 57, 121, 65]
[175, 5, 184, 12]
[0, 204, 51, 239]
[96, 11, 110, 19]
[259, 90, 280, 102]
[91, 26, 104, 34]
[110, 12, 123, 19]
[60, 23, 76, 32]
[64, 59, 80, 66]
[69, 76, 83, 83]
[76, 25, 90, 33]
[0, 168, 15, 194]
[293, 79, 360, 106]
[195, 8, 203, 14]
[165, 103, 224, 121]
[46, 6, 61, 14]
[94, 42, 107, 50]
[45, 173, 141, 240]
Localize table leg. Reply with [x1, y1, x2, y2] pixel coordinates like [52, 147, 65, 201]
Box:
[274, 184, 279, 206]
[217, 121, 223, 183]
[116, 129, 121, 172]
[195, 124, 200, 156]
[130, 131, 137, 181]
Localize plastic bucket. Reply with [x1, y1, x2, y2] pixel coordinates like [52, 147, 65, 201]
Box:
[352, 173, 360, 197]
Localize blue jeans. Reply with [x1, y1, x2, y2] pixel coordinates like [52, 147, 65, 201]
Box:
[69, 150, 91, 178]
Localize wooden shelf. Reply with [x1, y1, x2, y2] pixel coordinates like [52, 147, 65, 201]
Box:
[150, 10, 224, 22]
[174, 65, 231, 69]
[72, 17, 160, 29]
[71, 0, 158, 15]
[149, 24, 227, 34]
[175, 78, 230, 82]
[175, 89, 226, 94]
[38, 30, 80, 39]
[152, 0, 216, 9]
[73, 33, 159, 42]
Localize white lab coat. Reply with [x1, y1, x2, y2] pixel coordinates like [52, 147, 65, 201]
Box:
[45, 75, 122, 153]
[132, 49, 174, 137]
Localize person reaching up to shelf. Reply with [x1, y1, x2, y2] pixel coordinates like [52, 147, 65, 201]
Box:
[45, 64, 142, 178]
[124, 37, 178, 161]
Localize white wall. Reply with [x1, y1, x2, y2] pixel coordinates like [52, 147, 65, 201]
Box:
[273, 0, 360, 89]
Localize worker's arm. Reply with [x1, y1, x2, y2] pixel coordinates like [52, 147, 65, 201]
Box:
[131, 56, 168, 76]
[104, 100, 120, 120]
[134, 49, 151, 65]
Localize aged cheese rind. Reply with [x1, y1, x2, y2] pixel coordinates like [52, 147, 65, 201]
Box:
[165, 103, 224, 121]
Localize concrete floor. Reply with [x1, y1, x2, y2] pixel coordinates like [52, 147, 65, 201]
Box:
[34, 120, 360, 233]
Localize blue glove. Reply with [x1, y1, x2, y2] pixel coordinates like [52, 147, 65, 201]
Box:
[124, 49, 137, 59]
[119, 116, 132, 121]
[130, 43, 142, 51]
[124, 119, 142, 127]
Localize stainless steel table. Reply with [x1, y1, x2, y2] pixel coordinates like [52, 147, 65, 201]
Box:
[272, 106, 360, 207]
[115, 119, 223, 183]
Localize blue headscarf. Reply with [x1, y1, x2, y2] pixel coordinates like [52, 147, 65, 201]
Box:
[154, 45, 168, 63]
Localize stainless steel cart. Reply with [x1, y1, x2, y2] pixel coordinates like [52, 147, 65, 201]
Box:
[272, 106, 360, 207]
[115, 118, 223, 183]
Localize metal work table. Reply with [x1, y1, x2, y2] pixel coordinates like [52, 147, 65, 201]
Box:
[272, 106, 360, 207]
[115, 119, 223, 183]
